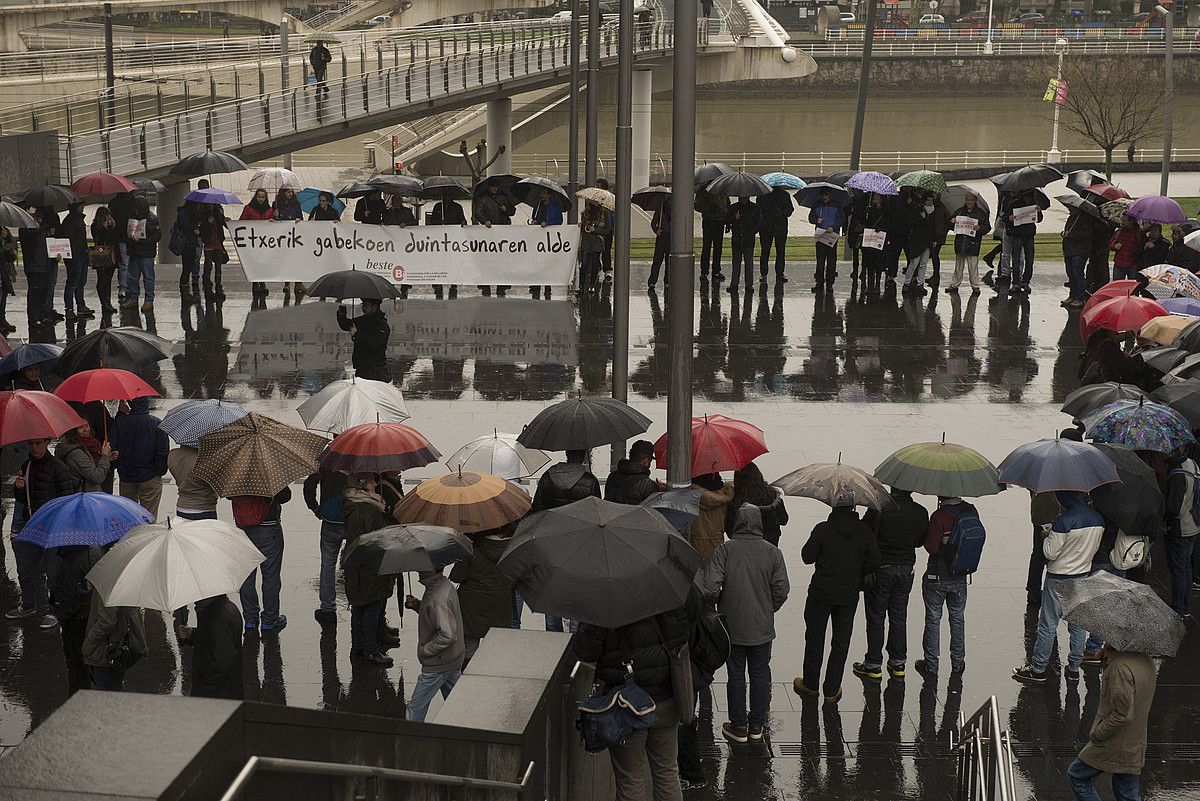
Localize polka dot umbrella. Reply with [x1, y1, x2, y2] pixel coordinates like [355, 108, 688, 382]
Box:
[193, 412, 329, 498]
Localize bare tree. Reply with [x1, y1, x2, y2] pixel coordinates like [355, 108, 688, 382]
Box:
[457, 138, 506, 185]
[1057, 57, 1164, 178]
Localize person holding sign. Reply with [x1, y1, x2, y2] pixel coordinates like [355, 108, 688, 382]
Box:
[946, 192, 991, 294]
[1000, 190, 1042, 296]
[808, 188, 843, 293]
[61, 202, 94, 322]
[858, 193, 889, 294]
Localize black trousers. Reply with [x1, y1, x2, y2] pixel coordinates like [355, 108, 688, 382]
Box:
[648, 235, 670, 286]
[61, 616, 92, 697]
[95, 267, 116, 311]
[759, 227, 787, 278]
[814, 242, 838, 286]
[1026, 525, 1047, 595]
[803, 596, 858, 696]
[928, 246, 942, 282]
[700, 220, 724, 277]
[24, 269, 48, 322]
[730, 241, 755, 287]
[884, 242, 904, 279]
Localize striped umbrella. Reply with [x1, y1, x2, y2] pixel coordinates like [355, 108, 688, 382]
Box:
[874, 438, 1001, 498]
[392, 470, 531, 533]
[319, 422, 440, 474]
[160, 399, 248, 448]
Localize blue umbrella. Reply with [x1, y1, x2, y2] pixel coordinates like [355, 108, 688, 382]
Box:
[1160, 298, 1200, 317]
[846, 170, 900, 196]
[0, 343, 63, 377]
[760, 172, 807, 190]
[639, 489, 701, 533]
[184, 187, 241, 205]
[997, 438, 1120, 493]
[160, 398, 248, 447]
[793, 182, 850, 209]
[297, 187, 346, 215]
[15, 492, 154, 549]
[1084, 398, 1196, 454]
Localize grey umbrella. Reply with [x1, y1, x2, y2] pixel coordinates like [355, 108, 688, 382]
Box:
[1137, 346, 1188, 374]
[21, 185, 79, 212]
[996, 164, 1063, 193]
[0, 201, 36, 228]
[498, 497, 702, 629]
[942, 185, 990, 216]
[1171, 320, 1200, 354]
[368, 174, 425, 197]
[1066, 169, 1108, 195]
[516, 396, 651, 451]
[1090, 443, 1164, 536]
[705, 171, 773, 198]
[632, 185, 671, 211]
[639, 489, 702, 533]
[1055, 570, 1185, 657]
[337, 181, 376, 199]
[773, 462, 893, 510]
[342, 524, 472, 575]
[515, 176, 572, 210]
[1057, 193, 1106, 223]
[1152, 380, 1200, 427]
[694, 162, 734, 187]
[170, 150, 247, 176]
[1061, 382, 1147, 419]
[419, 176, 471, 200]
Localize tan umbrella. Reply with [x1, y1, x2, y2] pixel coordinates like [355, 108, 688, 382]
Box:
[193, 412, 328, 497]
[575, 187, 616, 211]
[773, 460, 893, 510]
[393, 470, 531, 533]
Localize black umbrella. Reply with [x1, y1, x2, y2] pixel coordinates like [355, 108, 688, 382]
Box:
[1171, 320, 1200, 354]
[1152, 381, 1200, 427]
[170, 150, 248, 177]
[55, 326, 172, 374]
[1090, 443, 1164, 537]
[705, 171, 773, 198]
[498, 497, 702, 629]
[368, 174, 424, 197]
[996, 164, 1063, 193]
[419, 176, 471, 200]
[793, 182, 850, 209]
[824, 170, 857, 187]
[516, 396, 651, 451]
[639, 489, 701, 533]
[21, 185, 79, 212]
[1066, 169, 1108, 195]
[336, 181, 376, 199]
[1180, 219, 1200, 235]
[632, 185, 671, 211]
[1061, 382, 1147, 419]
[0, 201, 36, 228]
[131, 178, 166, 194]
[514, 176, 572, 210]
[307, 269, 401, 301]
[1137, 346, 1188, 374]
[1057, 193, 1106, 223]
[942, 185, 991, 216]
[1168, 353, 1200, 381]
[694, 162, 734, 187]
[474, 173, 521, 196]
[342, 524, 472, 574]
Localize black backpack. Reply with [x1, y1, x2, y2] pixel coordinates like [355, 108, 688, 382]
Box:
[689, 604, 731, 676]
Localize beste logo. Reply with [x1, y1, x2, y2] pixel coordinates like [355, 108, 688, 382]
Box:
[391, 264, 406, 282]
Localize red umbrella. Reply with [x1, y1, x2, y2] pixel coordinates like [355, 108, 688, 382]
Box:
[0, 390, 86, 446]
[0, 333, 10, 357]
[319, 422, 441, 474]
[1081, 295, 1168, 341]
[1082, 183, 1131, 202]
[54, 368, 158, 403]
[1080, 280, 1140, 341]
[653, 414, 768, 477]
[69, 172, 137, 197]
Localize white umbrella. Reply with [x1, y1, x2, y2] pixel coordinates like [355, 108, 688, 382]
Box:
[444, 431, 550, 480]
[247, 167, 302, 193]
[86, 518, 264, 613]
[296, 377, 410, 434]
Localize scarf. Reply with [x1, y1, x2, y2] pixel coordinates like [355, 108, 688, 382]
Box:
[248, 198, 271, 216]
[78, 434, 103, 459]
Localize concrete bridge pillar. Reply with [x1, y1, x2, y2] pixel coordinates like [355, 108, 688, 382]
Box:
[486, 97, 512, 176]
[632, 68, 652, 190]
[156, 179, 190, 266]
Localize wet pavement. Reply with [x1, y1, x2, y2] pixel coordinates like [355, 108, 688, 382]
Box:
[3, 258, 1200, 801]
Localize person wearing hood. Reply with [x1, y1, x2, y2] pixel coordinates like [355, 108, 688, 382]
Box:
[532, 449, 602, 512]
[684, 472, 735, 564]
[853, 487, 928, 682]
[604, 439, 659, 505]
[55, 423, 113, 492]
[121, 196, 161, 314]
[404, 565, 466, 721]
[108, 397, 169, 518]
[1013, 491, 1105, 685]
[49, 545, 103, 696]
[176, 594, 244, 699]
[337, 298, 391, 382]
[724, 463, 788, 547]
[83, 558, 147, 691]
[793, 505, 880, 704]
[342, 475, 395, 666]
[60, 202, 94, 321]
[703, 504, 789, 743]
[450, 523, 515, 665]
[916, 496, 978, 681]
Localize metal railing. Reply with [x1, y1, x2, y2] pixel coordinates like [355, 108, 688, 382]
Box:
[953, 696, 1016, 801]
[797, 36, 1200, 55]
[826, 25, 1200, 41]
[304, 0, 374, 30]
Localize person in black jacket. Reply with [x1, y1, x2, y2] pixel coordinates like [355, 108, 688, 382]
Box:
[90, 206, 121, 314]
[305, 466, 350, 625]
[757, 188, 793, 284]
[60, 202, 93, 321]
[354, 190, 386, 224]
[430, 199, 466, 226]
[178, 594, 244, 699]
[18, 209, 54, 326]
[859, 193, 890, 293]
[726, 197, 761, 293]
[532, 450, 601, 512]
[49, 545, 101, 696]
[1135, 223, 1170, 270]
[647, 202, 671, 290]
[793, 505, 881, 704]
[604, 440, 659, 505]
[121, 197, 161, 314]
[337, 298, 391, 381]
[724, 463, 788, 547]
[309, 42, 332, 96]
[1167, 225, 1199, 271]
[309, 192, 341, 221]
[853, 488, 928, 681]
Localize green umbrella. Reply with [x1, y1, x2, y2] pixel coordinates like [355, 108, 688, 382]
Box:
[896, 170, 949, 195]
[306, 32, 341, 44]
[874, 437, 1001, 498]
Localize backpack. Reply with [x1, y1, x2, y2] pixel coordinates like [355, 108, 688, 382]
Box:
[689, 605, 731, 677]
[1110, 531, 1150, 571]
[942, 508, 986, 576]
[1168, 461, 1200, 534]
[576, 675, 657, 753]
[168, 223, 188, 257]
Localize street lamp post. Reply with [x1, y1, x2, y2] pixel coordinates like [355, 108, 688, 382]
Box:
[983, 0, 995, 54]
[280, 17, 292, 171]
[1047, 37, 1067, 164]
[1156, 4, 1174, 195]
[568, 0, 581, 224]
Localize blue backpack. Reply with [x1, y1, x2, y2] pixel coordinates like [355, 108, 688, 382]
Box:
[943, 508, 986, 576]
[576, 676, 657, 753]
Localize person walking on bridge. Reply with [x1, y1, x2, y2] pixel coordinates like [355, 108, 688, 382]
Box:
[310, 41, 332, 96]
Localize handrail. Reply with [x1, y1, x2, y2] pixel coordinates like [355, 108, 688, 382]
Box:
[795, 37, 1200, 55]
[953, 696, 1016, 801]
[218, 756, 534, 801]
[826, 25, 1200, 41]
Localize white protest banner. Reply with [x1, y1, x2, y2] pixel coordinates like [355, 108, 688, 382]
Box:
[953, 216, 979, 237]
[227, 221, 581, 286]
[1012, 205, 1039, 226]
[45, 238, 72, 259]
[815, 228, 840, 248]
[861, 228, 886, 251]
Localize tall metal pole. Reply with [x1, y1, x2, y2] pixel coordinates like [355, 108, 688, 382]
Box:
[666, 0, 696, 489]
[280, 17, 292, 171]
[848, 0, 877, 170]
[612, 0, 633, 444]
[1047, 39, 1066, 163]
[103, 2, 115, 127]
[983, 0, 995, 54]
[1158, 4, 1173, 196]
[585, 0, 600, 185]
[568, 0, 582, 224]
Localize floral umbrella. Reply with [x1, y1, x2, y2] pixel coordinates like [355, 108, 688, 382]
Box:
[1083, 398, 1196, 454]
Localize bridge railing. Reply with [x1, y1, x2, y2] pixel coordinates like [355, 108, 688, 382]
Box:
[796, 36, 1200, 55]
[826, 25, 1200, 41]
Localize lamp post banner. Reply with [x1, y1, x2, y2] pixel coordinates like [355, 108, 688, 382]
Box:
[226, 221, 581, 285]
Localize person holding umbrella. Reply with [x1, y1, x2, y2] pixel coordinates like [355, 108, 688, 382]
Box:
[579, 200, 611, 294]
[695, 187, 728, 283]
[342, 475, 395, 666]
[199, 202, 228, 296]
[336, 298, 392, 382]
[532, 450, 601, 511]
[108, 397, 169, 518]
[49, 544, 103, 695]
[0, 225, 18, 333]
[757, 188, 793, 285]
[451, 522, 517, 665]
[55, 423, 113, 492]
[177, 594, 245, 699]
[309, 39, 332, 96]
[647, 200, 672, 290]
[60, 201, 93, 322]
[1000, 189, 1042, 295]
[82, 568, 147, 692]
[472, 182, 514, 296]
[915, 496, 980, 682]
[309, 191, 341, 222]
[1163, 451, 1200, 618]
[1108, 215, 1141, 281]
[18, 208, 54, 326]
[808, 187, 844, 292]
[1061, 204, 1096, 308]
[605, 440, 660, 505]
[120, 195, 160, 314]
[726, 196, 761, 294]
[354, 189, 386, 225]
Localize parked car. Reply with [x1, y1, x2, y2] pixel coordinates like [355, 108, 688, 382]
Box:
[1009, 11, 1045, 24]
[917, 13, 946, 25]
[954, 10, 990, 27]
[367, 13, 391, 25]
[1117, 11, 1152, 25]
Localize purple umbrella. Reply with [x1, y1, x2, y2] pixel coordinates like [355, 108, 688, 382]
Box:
[1127, 195, 1187, 225]
[846, 171, 899, 196]
[185, 187, 241, 205]
[1161, 297, 1200, 316]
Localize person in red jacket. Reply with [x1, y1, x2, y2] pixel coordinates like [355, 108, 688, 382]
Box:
[240, 190, 275, 297]
[1108, 216, 1141, 281]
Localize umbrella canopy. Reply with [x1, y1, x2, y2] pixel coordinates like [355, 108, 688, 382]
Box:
[55, 326, 171, 374]
[515, 176, 572, 210]
[760, 172, 806, 190]
[632, 185, 671, 211]
[1140, 314, 1200, 346]
[343, 524, 473, 575]
[516, 396, 652, 451]
[15, 492, 153, 549]
[0, 343, 62, 377]
[305, 31, 341, 43]
[651, 414, 768, 477]
[996, 438, 1119, 493]
[319, 421, 440, 474]
[1166, 352, 1200, 381]
[1066, 169, 1107, 194]
[193, 412, 328, 497]
[185, 188, 241, 206]
[1083, 398, 1195, 454]
[306, 269, 401, 300]
[473, 173, 520, 196]
[824, 170, 858, 187]
[70, 172, 137, 197]
[576, 186, 615, 211]
[170, 150, 248, 176]
[942, 185, 990, 216]
[1056, 193, 1105, 222]
[0, 200, 36, 228]
[1081, 295, 1168, 338]
[1100, 198, 1136, 225]
[498, 497, 702, 629]
[1081, 183, 1131, 202]
[159, 399, 248, 448]
[393, 470, 531, 533]
[896, 170, 949, 194]
[297, 187, 346, 215]
[1161, 298, 1200, 317]
[131, 177, 165, 194]
[694, 162, 734, 186]
[773, 462, 893, 510]
[1055, 570, 1185, 657]
[1142, 265, 1200, 301]
[1061, 382, 1147, 419]
[0, 390, 85, 446]
[1089, 443, 1164, 535]
[874, 440, 1001, 498]
[297, 377, 409, 434]
[444, 431, 549, 480]
[21, 185, 79, 212]
[1127, 195, 1187, 225]
[1152, 381, 1200, 427]
[639, 489, 701, 533]
[705, 171, 773, 198]
[247, 167, 302, 192]
[54, 367, 158, 403]
[1188, 230, 1200, 253]
[793, 182, 850, 208]
[419, 176, 471, 200]
[846, 171, 898, 196]
[1138, 345, 1189, 374]
[996, 164, 1062, 193]
[337, 181, 377, 199]
[86, 517, 265, 613]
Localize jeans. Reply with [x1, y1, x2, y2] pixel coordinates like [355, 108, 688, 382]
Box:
[545, 615, 578, 633]
[12, 538, 48, 614]
[63, 258, 87, 311]
[609, 697, 683, 801]
[1164, 535, 1195, 616]
[902, 249, 930, 287]
[922, 576, 968, 673]
[727, 642, 772, 727]
[90, 665, 126, 691]
[318, 520, 346, 614]
[814, 242, 838, 286]
[863, 564, 914, 668]
[1031, 573, 1090, 672]
[1065, 254, 1088, 301]
[125, 255, 155, 303]
[1113, 264, 1139, 281]
[1067, 757, 1142, 801]
[350, 599, 384, 653]
[203, 249, 224, 284]
[1007, 235, 1035, 287]
[802, 595, 857, 696]
[1027, 526, 1048, 595]
[406, 668, 462, 721]
[648, 235, 670, 287]
[117, 242, 128, 296]
[239, 523, 285, 625]
[677, 689, 703, 783]
[759, 226, 786, 278]
[512, 588, 524, 628]
[730, 241, 754, 287]
[950, 253, 979, 289]
[1085, 563, 1127, 653]
[700, 219, 724, 276]
[119, 477, 162, 519]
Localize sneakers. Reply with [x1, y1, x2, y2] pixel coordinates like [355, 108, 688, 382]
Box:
[1064, 667, 1081, 685]
[748, 725, 764, 741]
[1081, 650, 1102, 666]
[852, 662, 883, 681]
[721, 722, 749, 743]
[951, 664, 965, 680]
[887, 662, 906, 679]
[824, 687, 843, 705]
[914, 659, 938, 681]
[5, 606, 36, 620]
[792, 677, 819, 698]
[314, 608, 337, 625]
[119, 298, 137, 309]
[38, 614, 58, 629]
[1012, 666, 1047, 684]
[260, 615, 288, 633]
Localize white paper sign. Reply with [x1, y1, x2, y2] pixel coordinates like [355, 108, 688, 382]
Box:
[1011, 205, 1038, 226]
[45, 238, 72, 259]
[861, 228, 886, 251]
[953, 216, 979, 237]
[815, 227, 841, 247]
[127, 219, 147, 241]
[227, 222, 582, 286]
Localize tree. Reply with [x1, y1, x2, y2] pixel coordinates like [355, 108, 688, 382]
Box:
[457, 138, 507, 186]
[1057, 57, 1164, 178]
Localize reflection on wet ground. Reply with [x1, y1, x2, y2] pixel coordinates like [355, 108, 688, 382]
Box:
[2, 261, 1199, 800]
